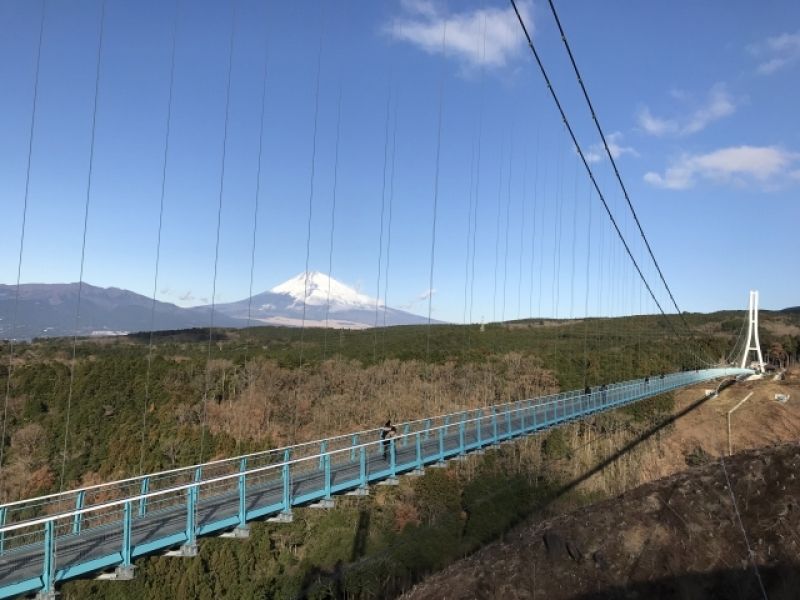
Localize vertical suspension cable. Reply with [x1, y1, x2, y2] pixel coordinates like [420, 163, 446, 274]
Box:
[582, 185, 593, 387]
[60, 0, 106, 492]
[373, 88, 392, 361]
[323, 84, 343, 359]
[239, 13, 271, 452]
[198, 1, 236, 464]
[298, 10, 325, 365]
[537, 157, 547, 318]
[569, 154, 579, 320]
[0, 0, 47, 489]
[381, 100, 399, 343]
[424, 18, 447, 361]
[491, 141, 504, 323]
[467, 13, 487, 331]
[516, 143, 527, 319]
[295, 8, 325, 440]
[462, 139, 476, 326]
[139, 0, 180, 476]
[528, 129, 539, 318]
[500, 131, 513, 322]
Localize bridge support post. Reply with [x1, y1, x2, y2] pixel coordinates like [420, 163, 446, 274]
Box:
[431, 427, 447, 467]
[379, 440, 399, 485]
[232, 457, 250, 537]
[39, 520, 55, 599]
[489, 407, 499, 448]
[409, 432, 424, 475]
[112, 501, 135, 580]
[138, 477, 149, 517]
[72, 490, 85, 534]
[346, 445, 370, 495]
[312, 454, 336, 507]
[269, 449, 293, 523]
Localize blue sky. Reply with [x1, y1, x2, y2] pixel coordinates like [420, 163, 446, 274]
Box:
[1, 0, 798, 324]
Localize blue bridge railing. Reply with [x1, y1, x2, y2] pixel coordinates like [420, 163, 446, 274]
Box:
[0, 367, 750, 598]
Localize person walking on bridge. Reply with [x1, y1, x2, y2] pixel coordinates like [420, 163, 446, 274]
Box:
[381, 420, 397, 460]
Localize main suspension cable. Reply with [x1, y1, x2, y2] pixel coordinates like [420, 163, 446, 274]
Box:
[509, 0, 688, 341]
[544, 0, 704, 352]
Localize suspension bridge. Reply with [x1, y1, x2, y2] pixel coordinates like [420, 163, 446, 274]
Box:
[0, 1, 768, 598]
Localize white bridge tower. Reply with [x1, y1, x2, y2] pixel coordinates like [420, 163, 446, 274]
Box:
[740, 290, 765, 372]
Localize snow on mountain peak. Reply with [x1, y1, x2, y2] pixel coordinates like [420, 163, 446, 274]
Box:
[270, 271, 381, 310]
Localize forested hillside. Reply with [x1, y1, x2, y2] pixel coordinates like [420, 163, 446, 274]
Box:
[0, 309, 798, 598]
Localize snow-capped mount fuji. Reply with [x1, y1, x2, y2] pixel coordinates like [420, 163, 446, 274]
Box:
[270, 271, 380, 310]
[212, 271, 433, 329]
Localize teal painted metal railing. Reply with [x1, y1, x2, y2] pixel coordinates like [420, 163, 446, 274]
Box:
[0, 368, 750, 598]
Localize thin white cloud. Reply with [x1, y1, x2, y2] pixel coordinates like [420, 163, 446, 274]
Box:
[386, 1, 532, 71]
[644, 145, 799, 190]
[636, 84, 735, 137]
[585, 132, 638, 163]
[419, 288, 436, 301]
[749, 30, 800, 75]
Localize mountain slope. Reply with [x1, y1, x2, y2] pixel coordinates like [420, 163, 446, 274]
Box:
[0, 283, 239, 339]
[0, 274, 437, 339]
[403, 442, 800, 600]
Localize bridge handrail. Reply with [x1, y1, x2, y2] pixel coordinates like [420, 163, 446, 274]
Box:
[0, 368, 748, 535]
[0, 371, 660, 514]
[0, 381, 586, 511]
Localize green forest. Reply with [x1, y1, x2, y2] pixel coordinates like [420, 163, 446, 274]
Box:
[1, 309, 798, 598]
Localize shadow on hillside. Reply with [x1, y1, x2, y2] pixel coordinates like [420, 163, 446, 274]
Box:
[297, 508, 371, 598]
[574, 563, 800, 600]
[553, 377, 737, 500]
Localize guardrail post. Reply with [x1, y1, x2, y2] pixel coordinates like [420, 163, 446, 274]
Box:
[351, 435, 358, 461]
[444, 415, 450, 435]
[182, 475, 199, 556]
[389, 439, 397, 479]
[115, 500, 134, 579]
[72, 490, 85, 534]
[415, 431, 423, 471]
[234, 457, 249, 537]
[319, 440, 327, 470]
[424, 419, 431, 440]
[359, 445, 367, 489]
[505, 409, 512, 439]
[438, 426, 446, 464]
[138, 477, 149, 517]
[458, 420, 465, 456]
[402, 424, 410, 447]
[491, 407, 498, 443]
[0, 507, 5, 555]
[324, 454, 332, 499]
[476, 409, 483, 447]
[42, 519, 55, 595]
[275, 449, 293, 522]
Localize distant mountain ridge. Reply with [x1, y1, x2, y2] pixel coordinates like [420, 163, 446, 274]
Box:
[0, 273, 436, 340]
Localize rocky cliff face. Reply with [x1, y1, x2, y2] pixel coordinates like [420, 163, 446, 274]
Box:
[403, 442, 800, 600]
